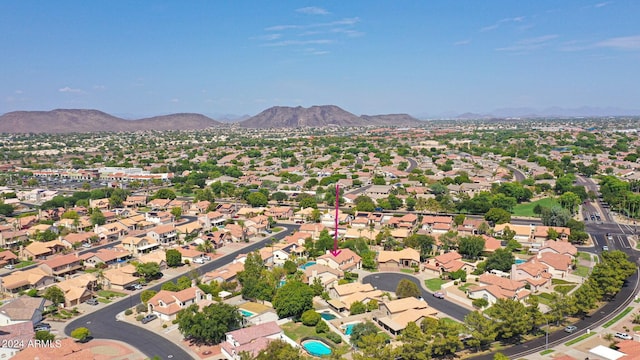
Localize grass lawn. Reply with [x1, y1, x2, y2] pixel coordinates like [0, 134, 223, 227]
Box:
[603, 307, 633, 328]
[551, 278, 575, 285]
[565, 332, 596, 346]
[425, 278, 445, 292]
[400, 268, 416, 274]
[97, 290, 126, 298]
[512, 197, 559, 217]
[554, 284, 577, 294]
[574, 265, 590, 277]
[281, 321, 345, 346]
[532, 293, 553, 306]
[577, 252, 592, 261]
[15, 261, 35, 269]
[458, 283, 473, 292]
[540, 349, 554, 356]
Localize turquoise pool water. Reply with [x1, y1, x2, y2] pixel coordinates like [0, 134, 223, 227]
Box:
[302, 340, 332, 356]
[515, 259, 525, 265]
[300, 261, 317, 270]
[320, 312, 336, 320]
[343, 323, 358, 335]
[239, 309, 255, 317]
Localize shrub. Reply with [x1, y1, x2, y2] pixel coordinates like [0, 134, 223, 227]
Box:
[27, 289, 38, 297]
[472, 298, 489, 309]
[327, 332, 342, 344]
[162, 324, 167, 328]
[315, 320, 329, 334]
[136, 303, 147, 313]
[136, 314, 144, 322]
[301, 310, 321, 326]
[124, 309, 133, 316]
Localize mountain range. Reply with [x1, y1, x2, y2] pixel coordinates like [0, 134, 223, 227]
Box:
[0, 106, 423, 133]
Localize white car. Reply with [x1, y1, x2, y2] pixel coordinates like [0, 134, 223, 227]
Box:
[615, 332, 633, 340]
[201, 255, 211, 261]
[82, 243, 92, 248]
[193, 257, 205, 264]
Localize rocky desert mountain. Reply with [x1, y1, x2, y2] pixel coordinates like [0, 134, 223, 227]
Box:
[0, 109, 222, 133]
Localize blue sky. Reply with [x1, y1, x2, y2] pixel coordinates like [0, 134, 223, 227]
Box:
[1, 1, 639, 118]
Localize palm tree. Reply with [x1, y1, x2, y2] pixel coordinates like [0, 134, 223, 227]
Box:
[197, 239, 214, 254]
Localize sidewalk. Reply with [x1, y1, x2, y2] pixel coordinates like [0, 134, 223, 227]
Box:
[524, 295, 640, 359]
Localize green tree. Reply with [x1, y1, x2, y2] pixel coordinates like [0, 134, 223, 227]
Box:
[396, 279, 420, 299]
[404, 234, 435, 261]
[301, 309, 321, 326]
[283, 260, 297, 275]
[177, 303, 242, 345]
[247, 192, 268, 207]
[238, 252, 272, 301]
[170, 206, 182, 220]
[165, 249, 182, 267]
[484, 208, 511, 224]
[350, 321, 379, 346]
[252, 340, 305, 360]
[43, 286, 65, 306]
[485, 248, 515, 272]
[90, 208, 106, 226]
[395, 322, 432, 360]
[140, 290, 157, 305]
[354, 195, 376, 212]
[485, 298, 532, 342]
[494, 353, 509, 360]
[136, 262, 161, 281]
[272, 281, 314, 319]
[350, 300, 367, 315]
[458, 235, 485, 260]
[35, 330, 56, 342]
[70, 327, 91, 342]
[154, 188, 176, 199]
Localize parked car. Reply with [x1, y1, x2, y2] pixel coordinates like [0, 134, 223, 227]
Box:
[564, 325, 578, 333]
[141, 314, 157, 324]
[433, 292, 445, 299]
[201, 255, 211, 261]
[82, 243, 92, 248]
[193, 257, 205, 264]
[34, 323, 51, 332]
[603, 245, 609, 251]
[86, 298, 99, 306]
[615, 332, 633, 340]
[4, 264, 14, 270]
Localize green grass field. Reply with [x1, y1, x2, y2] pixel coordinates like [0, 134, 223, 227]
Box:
[512, 197, 559, 217]
[424, 278, 445, 292]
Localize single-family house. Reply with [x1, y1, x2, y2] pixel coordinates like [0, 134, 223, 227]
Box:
[0, 296, 47, 325]
[147, 224, 178, 246]
[40, 253, 83, 278]
[377, 297, 438, 335]
[147, 285, 208, 321]
[57, 273, 97, 306]
[377, 248, 421, 272]
[317, 248, 362, 272]
[467, 273, 530, 305]
[220, 321, 288, 360]
[1, 268, 54, 294]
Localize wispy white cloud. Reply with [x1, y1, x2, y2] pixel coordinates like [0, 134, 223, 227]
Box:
[170, 98, 179, 103]
[265, 17, 360, 32]
[58, 86, 84, 93]
[454, 39, 471, 46]
[594, 1, 612, 8]
[480, 16, 525, 32]
[596, 35, 640, 50]
[262, 39, 334, 47]
[14, 90, 23, 94]
[496, 34, 558, 52]
[252, 33, 283, 41]
[296, 6, 329, 15]
[93, 85, 106, 90]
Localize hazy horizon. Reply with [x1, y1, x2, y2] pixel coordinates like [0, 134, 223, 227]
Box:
[2, 1, 639, 117]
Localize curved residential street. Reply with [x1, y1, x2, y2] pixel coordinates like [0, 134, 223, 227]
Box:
[64, 224, 298, 360]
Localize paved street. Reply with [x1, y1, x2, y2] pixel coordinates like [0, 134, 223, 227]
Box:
[64, 224, 298, 360]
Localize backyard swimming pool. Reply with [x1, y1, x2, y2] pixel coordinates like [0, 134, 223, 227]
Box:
[342, 322, 361, 335]
[302, 339, 332, 356]
[239, 309, 255, 317]
[300, 261, 317, 270]
[320, 312, 336, 320]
